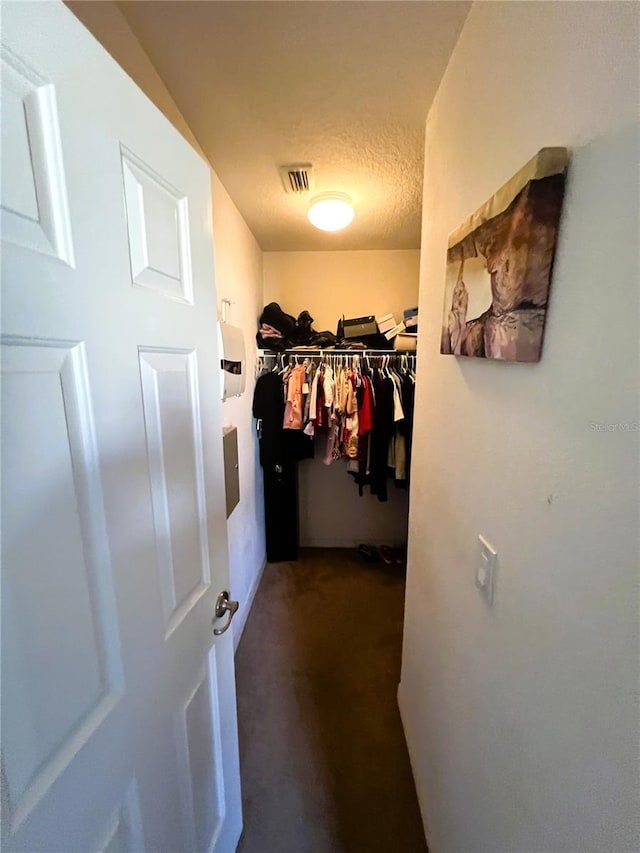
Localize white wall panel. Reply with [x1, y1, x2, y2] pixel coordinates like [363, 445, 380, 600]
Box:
[400, 3, 640, 851]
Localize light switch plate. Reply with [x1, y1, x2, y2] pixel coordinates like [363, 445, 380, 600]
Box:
[476, 535, 497, 604]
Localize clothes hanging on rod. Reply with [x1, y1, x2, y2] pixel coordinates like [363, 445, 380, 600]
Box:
[254, 350, 416, 503]
[252, 366, 314, 562]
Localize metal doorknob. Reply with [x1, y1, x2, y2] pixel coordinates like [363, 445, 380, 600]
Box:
[213, 590, 239, 636]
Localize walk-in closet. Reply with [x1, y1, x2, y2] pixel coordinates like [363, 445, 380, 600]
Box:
[236, 250, 425, 850]
[254, 251, 421, 567]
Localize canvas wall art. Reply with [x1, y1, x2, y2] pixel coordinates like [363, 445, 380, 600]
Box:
[441, 147, 570, 362]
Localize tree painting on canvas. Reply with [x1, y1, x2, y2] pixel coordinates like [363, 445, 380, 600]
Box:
[441, 148, 569, 362]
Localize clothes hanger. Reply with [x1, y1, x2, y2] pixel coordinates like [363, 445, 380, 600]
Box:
[278, 353, 290, 375]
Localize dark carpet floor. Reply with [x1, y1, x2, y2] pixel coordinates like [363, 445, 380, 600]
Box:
[235, 548, 428, 853]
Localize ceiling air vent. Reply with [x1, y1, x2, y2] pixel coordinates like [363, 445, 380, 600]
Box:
[279, 164, 315, 195]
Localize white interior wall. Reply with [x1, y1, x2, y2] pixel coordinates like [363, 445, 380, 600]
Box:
[264, 249, 420, 332]
[298, 460, 409, 549]
[211, 173, 266, 648]
[67, 1, 266, 648]
[264, 250, 419, 547]
[400, 3, 639, 852]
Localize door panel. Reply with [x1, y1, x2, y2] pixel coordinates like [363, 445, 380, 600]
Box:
[96, 781, 145, 853]
[138, 348, 211, 637]
[1, 338, 124, 840]
[175, 657, 225, 853]
[1, 3, 242, 851]
[121, 146, 193, 303]
[0, 47, 74, 265]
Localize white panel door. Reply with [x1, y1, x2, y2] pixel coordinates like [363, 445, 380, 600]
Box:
[1, 3, 242, 852]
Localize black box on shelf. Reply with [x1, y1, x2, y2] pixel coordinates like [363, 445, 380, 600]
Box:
[342, 315, 378, 339]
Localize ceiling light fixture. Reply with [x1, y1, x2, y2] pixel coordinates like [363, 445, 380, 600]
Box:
[307, 192, 355, 232]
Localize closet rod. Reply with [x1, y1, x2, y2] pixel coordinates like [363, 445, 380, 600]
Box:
[258, 348, 414, 355]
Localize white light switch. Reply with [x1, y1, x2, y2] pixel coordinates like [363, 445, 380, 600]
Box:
[476, 535, 497, 604]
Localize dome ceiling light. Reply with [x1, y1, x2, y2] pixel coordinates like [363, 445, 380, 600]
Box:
[307, 192, 355, 232]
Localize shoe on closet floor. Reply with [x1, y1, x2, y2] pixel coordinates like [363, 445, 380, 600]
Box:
[381, 545, 407, 566]
[357, 544, 380, 563]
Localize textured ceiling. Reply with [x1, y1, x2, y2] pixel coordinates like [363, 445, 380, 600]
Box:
[117, 1, 470, 251]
